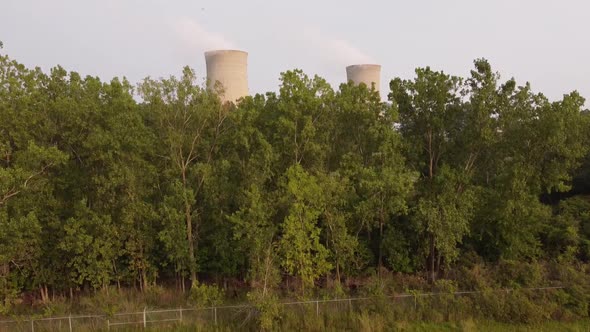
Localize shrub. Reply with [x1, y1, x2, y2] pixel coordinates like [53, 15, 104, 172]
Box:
[247, 290, 281, 331]
[0, 282, 19, 315]
[494, 260, 544, 288]
[189, 281, 223, 308]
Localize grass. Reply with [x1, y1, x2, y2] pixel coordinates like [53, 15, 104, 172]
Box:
[400, 320, 590, 332]
[87, 319, 590, 331]
[2, 263, 589, 331]
[2, 306, 589, 331]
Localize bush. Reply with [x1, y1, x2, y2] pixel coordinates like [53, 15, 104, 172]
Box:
[188, 281, 223, 308]
[78, 287, 123, 315]
[247, 291, 281, 331]
[454, 264, 492, 290]
[0, 282, 19, 315]
[493, 260, 544, 288]
[356, 311, 385, 332]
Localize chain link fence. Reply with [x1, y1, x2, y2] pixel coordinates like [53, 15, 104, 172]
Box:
[0, 286, 565, 331]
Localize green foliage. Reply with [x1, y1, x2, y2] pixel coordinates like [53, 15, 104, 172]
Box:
[139, 66, 229, 284]
[381, 225, 416, 273]
[390, 66, 476, 280]
[0, 49, 590, 315]
[59, 206, 119, 290]
[247, 290, 282, 330]
[0, 281, 18, 315]
[188, 281, 223, 308]
[230, 184, 280, 293]
[414, 166, 476, 265]
[544, 196, 590, 261]
[279, 165, 332, 293]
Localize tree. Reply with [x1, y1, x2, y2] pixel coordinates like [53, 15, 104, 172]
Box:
[139, 67, 229, 284]
[390, 67, 474, 281]
[316, 172, 358, 283]
[227, 94, 280, 295]
[0, 56, 69, 302]
[332, 82, 416, 275]
[2, 47, 590, 305]
[279, 165, 331, 294]
[230, 184, 279, 295]
[270, 69, 333, 172]
[466, 62, 590, 260]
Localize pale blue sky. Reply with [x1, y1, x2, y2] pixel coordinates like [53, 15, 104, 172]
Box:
[1, 0, 589, 101]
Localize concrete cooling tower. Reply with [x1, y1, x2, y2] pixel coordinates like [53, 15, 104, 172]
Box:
[205, 50, 249, 103]
[346, 64, 381, 94]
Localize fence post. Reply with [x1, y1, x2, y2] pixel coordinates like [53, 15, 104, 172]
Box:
[107, 319, 110, 331]
[316, 300, 319, 317]
[349, 298, 352, 311]
[179, 307, 183, 322]
[143, 307, 147, 328]
[214, 307, 217, 325]
[68, 314, 72, 332]
[30, 319, 34, 332]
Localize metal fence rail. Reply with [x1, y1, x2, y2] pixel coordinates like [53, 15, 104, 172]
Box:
[0, 286, 566, 331]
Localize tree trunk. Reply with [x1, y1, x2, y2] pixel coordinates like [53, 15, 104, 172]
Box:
[40, 285, 49, 303]
[262, 245, 273, 297]
[429, 234, 436, 283]
[141, 269, 148, 292]
[182, 169, 197, 285]
[436, 251, 442, 276]
[186, 204, 196, 284]
[428, 129, 434, 179]
[378, 219, 384, 277]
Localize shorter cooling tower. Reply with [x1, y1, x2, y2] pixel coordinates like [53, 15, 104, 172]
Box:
[205, 50, 248, 103]
[346, 64, 381, 94]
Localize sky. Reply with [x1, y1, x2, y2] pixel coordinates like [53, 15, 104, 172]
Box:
[1, 0, 589, 102]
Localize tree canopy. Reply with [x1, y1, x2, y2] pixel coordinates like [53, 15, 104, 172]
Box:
[1, 51, 589, 305]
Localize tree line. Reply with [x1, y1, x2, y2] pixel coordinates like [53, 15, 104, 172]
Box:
[1, 51, 589, 304]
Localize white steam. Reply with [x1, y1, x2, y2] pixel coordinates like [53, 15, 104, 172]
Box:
[173, 17, 236, 52]
[326, 38, 376, 65]
[302, 26, 376, 66]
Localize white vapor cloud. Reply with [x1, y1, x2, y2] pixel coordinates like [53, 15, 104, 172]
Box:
[327, 38, 376, 65]
[172, 17, 236, 53]
[302, 26, 376, 66]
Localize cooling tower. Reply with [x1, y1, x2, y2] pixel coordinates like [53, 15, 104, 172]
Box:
[205, 50, 248, 103]
[346, 64, 381, 94]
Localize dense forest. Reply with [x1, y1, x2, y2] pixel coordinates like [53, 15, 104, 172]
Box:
[1, 46, 590, 316]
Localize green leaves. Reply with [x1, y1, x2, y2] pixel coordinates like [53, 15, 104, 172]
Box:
[390, 66, 474, 279]
[59, 206, 118, 290]
[139, 66, 232, 283]
[1, 49, 590, 301]
[279, 165, 331, 293]
[0, 211, 41, 267]
[414, 166, 475, 264]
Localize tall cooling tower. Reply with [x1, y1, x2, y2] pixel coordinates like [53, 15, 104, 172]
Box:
[205, 50, 248, 103]
[346, 64, 381, 94]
